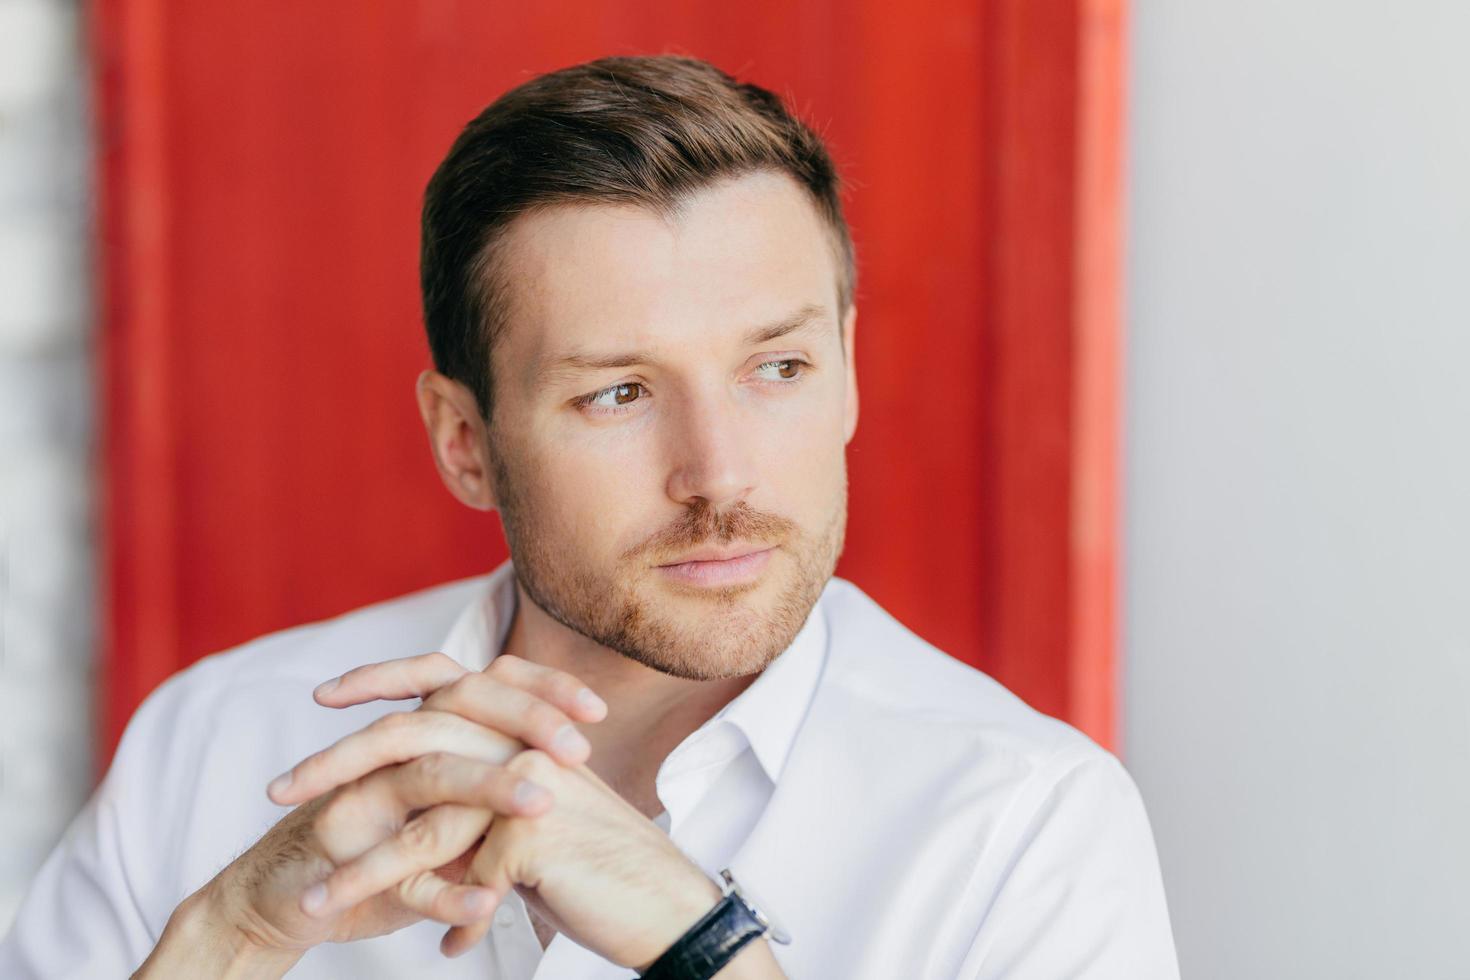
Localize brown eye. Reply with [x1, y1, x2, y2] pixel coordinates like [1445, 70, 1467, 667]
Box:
[580, 381, 647, 410]
[755, 359, 806, 382]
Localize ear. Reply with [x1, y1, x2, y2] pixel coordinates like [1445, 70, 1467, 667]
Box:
[841, 304, 859, 445]
[415, 369, 499, 511]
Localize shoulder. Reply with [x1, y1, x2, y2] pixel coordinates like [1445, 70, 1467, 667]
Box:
[116, 570, 493, 789]
[769, 578, 1173, 975]
[812, 575, 1117, 780]
[100, 575, 494, 910]
[807, 579, 1174, 965]
[167, 573, 492, 697]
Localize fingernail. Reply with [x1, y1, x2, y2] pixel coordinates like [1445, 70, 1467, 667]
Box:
[463, 888, 497, 916]
[552, 724, 591, 758]
[301, 883, 329, 916]
[313, 677, 340, 699]
[514, 780, 552, 810]
[577, 688, 607, 716]
[267, 772, 293, 799]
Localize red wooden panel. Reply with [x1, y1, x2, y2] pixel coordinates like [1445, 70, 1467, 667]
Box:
[977, 0, 1126, 746]
[92, 0, 1125, 767]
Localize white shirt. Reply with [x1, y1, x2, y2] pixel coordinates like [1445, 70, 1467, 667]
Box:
[0, 559, 1179, 978]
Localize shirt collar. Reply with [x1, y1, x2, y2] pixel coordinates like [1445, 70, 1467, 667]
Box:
[702, 591, 827, 783]
[438, 558, 518, 674]
[438, 556, 829, 784]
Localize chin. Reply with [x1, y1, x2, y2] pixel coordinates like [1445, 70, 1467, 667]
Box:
[690, 586, 800, 640]
[672, 632, 789, 681]
[656, 580, 768, 608]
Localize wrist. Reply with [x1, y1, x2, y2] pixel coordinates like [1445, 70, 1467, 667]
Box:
[631, 871, 725, 973]
[135, 881, 304, 979]
[634, 868, 789, 980]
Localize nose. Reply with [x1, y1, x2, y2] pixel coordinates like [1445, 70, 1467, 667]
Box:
[664, 386, 759, 510]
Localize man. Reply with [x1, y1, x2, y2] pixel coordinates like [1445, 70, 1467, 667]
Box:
[1, 54, 1179, 978]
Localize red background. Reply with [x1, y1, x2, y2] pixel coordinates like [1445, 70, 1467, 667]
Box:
[92, 0, 1125, 767]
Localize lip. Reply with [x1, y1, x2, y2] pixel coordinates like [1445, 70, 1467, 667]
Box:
[660, 544, 772, 565]
[656, 546, 776, 588]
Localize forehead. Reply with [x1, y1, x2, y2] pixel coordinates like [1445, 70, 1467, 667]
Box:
[491, 170, 840, 373]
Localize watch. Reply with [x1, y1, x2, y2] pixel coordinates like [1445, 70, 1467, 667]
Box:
[637, 868, 791, 980]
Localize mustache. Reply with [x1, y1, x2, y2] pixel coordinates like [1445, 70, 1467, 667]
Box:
[628, 500, 795, 563]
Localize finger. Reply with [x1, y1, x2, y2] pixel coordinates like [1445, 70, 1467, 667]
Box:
[268, 710, 521, 806]
[301, 803, 494, 921]
[381, 752, 555, 818]
[311, 777, 548, 922]
[474, 653, 610, 722]
[314, 652, 468, 707]
[308, 753, 546, 866]
[421, 671, 597, 767]
[442, 817, 519, 958]
[440, 866, 501, 957]
[316, 652, 610, 727]
[403, 871, 501, 929]
[442, 914, 495, 958]
[440, 865, 491, 957]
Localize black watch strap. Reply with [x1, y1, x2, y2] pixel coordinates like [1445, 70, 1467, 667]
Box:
[637, 889, 766, 980]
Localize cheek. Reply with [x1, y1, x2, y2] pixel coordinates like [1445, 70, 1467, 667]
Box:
[751, 404, 847, 517]
[523, 439, 653, 549]
[751, 383, 847, 462]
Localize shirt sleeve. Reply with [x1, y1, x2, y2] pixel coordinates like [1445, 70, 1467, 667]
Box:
[955, 750, 1182, 980]
[0, 678, 190, 978]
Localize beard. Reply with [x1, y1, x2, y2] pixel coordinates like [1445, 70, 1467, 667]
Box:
[488, 442, 847, 682]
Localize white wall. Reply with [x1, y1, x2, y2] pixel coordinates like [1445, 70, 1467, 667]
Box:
[0, 0, 94, 933]
[1124, 3, 1470, 977]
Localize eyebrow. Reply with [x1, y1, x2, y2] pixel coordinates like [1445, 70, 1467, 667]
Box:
[535, 303, 833, 386]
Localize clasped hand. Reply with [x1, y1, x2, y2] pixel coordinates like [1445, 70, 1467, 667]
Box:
[193, 652, 721, 971]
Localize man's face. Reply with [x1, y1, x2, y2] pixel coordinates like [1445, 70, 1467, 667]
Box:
[484, 169, 857, 682]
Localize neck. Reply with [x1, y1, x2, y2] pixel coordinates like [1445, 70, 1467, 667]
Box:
[498, 580, 759, 813]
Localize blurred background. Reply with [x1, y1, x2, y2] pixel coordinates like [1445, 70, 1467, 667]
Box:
[1, 1, 1466, 976]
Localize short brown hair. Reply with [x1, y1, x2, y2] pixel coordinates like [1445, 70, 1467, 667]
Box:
[420, 54, 858, 421]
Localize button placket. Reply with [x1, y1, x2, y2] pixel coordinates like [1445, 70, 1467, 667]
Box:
[487, 889, 543, 980]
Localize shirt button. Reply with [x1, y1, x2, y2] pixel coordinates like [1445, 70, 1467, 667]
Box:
[495, 905, 517, 928]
